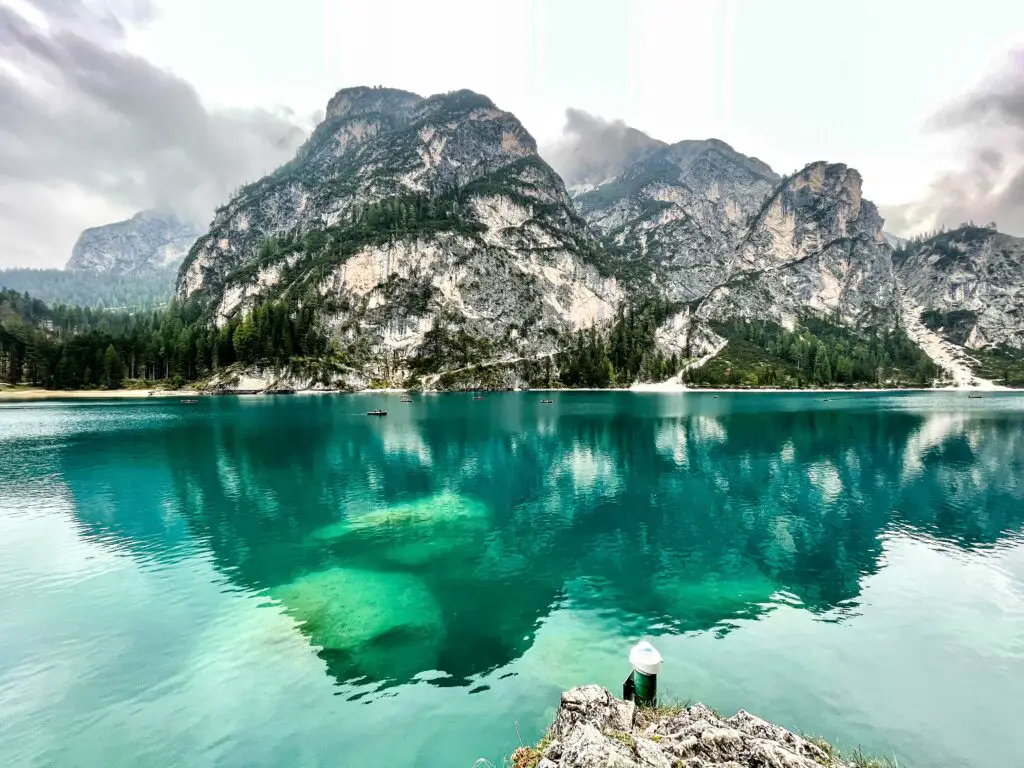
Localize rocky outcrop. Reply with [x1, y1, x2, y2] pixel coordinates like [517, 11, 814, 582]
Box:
[528, 686, 855, 768]
[894, 225, 1024, 350]
[198, 362, 369, 393]
[696, 162, 896, 330]
[577, 143, 899, 358]
[67, 210, 201, 275]
[577, 139, 780, 300]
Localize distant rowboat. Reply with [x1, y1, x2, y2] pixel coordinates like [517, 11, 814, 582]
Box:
[367, 409, 388, 416]
[540, 399, 553, 404]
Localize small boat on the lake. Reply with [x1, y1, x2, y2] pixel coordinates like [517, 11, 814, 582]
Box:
[367, 409, 388, 416]
[180, 399, 198, 404]
[400, 397, 413, 403]
[968, 393, 983, 399]
[472, 396, 485, 400]
[540, 399, 553, 404]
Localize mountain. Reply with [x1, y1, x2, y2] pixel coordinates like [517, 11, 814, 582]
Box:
[577, 140, 899, 356]
[0, 210, 195, 309]
[894, 226, 1024, 350]
[68, 210, 201, 275]
[698, 161, 896, 329]
[172, 87, 1024, 390]
[178, 87, 623, 387]
[577, 138, 781, 298]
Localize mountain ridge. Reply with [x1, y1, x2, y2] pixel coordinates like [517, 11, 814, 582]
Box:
[166, 87, 1024, 389]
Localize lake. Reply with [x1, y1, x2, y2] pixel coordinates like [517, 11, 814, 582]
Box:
[1, 391, 1023, 767]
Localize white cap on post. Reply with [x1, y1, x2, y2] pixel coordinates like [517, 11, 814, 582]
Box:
[629, 641, 663, 675]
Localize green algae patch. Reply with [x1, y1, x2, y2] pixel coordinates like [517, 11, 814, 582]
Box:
[271, 566, 445, 681]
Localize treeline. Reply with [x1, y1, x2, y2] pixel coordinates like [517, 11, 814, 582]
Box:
[0, 287, 337, 390]
[212, 297, 329, 368]
[0, 268, 175, 309]
[1, 289, 207, 389]
[686, 317, 940, 387]
[0, 286, 954, 392]
[558, 297, 680, 387]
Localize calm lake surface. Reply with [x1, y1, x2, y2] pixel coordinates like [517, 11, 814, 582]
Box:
[2, 392, 1023, 767]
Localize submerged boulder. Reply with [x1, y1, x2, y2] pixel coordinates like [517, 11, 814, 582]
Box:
[270, 566, 445, 682]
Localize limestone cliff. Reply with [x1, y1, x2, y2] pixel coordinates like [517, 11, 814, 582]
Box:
[696, 162, 896, 330]
[579, 146, 899, 362]
[894, 225, 1024, 350]
[178, 87, 622, 384]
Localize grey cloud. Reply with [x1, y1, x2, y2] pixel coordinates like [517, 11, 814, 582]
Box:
[0, 1, 309, 268]
[882, 49, 1024, 237]
[541, 108, 665, 189]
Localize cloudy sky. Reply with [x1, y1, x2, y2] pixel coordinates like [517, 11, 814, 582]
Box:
[2, 0, 1023, 268]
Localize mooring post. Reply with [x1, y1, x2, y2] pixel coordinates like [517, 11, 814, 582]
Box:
[628, 641, 662, 707]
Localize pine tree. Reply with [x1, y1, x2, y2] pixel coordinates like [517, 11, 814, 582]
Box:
[813, 343, 832, 385]
[102, 344, 121, 389]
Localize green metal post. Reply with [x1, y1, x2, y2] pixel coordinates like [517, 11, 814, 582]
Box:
[628, 641, 662, 707]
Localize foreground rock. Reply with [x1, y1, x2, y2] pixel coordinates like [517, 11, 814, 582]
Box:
[525, 686, 853, 768]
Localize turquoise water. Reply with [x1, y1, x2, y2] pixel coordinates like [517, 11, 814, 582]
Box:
[1, 392, 1023, 767]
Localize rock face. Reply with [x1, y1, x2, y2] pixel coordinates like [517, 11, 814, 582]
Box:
[175, 86, 1024, 386]
[178, 87, 622, 381]
[578, 144, 899, 356]
[696, 162, 896, 330]
[577, 139, 780, 301]
[535, 686, 850, 768]
[67, 210, 201, 275]
[894, 226, 1024, 350]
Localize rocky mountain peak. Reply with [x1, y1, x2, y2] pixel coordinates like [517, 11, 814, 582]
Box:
[177, 85, 622, 387]
[665, 138, 778, 182]
[66, 210, 201, 275]
[324, 86, 422, 121]
[758, 161, 881, 245]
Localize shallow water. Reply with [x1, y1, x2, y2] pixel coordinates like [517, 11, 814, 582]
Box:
[1, 391, 1023, 767]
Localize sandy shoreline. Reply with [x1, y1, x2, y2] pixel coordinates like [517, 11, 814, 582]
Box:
[0, 384, 1012, 402]
[0, 388, 204, 402]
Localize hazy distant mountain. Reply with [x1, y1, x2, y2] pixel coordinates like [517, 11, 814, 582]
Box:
[67, 210, 202, 275]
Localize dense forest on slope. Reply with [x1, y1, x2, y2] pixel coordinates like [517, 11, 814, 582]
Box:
[1, 286, 1013, 391]
[0, 289, 201, 388]
[0, 268, 175, 309]
[551, 308, 945, 389]
[684, 318, 941, 387]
